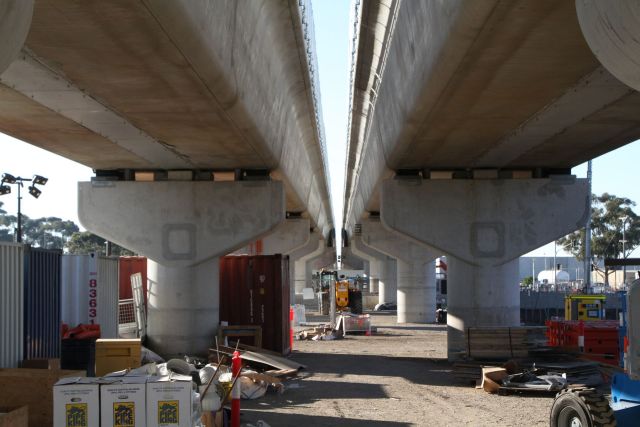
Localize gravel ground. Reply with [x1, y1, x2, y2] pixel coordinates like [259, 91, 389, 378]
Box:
[239, 313, 555, 426]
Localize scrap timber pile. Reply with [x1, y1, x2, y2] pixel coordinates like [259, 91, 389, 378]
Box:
[461, 326, 548, 359]
[452, 325, 613, 397]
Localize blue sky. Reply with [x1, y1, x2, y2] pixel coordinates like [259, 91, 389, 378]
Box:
[1, 0, 639, 259]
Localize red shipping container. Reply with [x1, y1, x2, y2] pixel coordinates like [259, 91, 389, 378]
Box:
[118, 257, 147, 302]
[219, 254, 290, 355]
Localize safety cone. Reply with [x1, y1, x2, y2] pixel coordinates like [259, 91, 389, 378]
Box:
[231, 351, 241, 427]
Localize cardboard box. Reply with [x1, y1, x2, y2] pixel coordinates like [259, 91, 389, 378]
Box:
[0, 368, 86, 427]
[21, 358, 61, 370]
[95, 339, 141, 377]
[146, 375, 192, 427]
[100, 376, 147, 427]
[53, 377, 100, 427]
[0, 406, 28, 427]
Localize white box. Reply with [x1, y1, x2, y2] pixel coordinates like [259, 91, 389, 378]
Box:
[146, 375, 192, 427]
[53, 377, 100, 427]
[100, 376, 147, 427]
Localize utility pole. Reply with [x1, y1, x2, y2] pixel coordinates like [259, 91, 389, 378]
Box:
[585, 160, 592, 293]
[16, 181, 22, 243]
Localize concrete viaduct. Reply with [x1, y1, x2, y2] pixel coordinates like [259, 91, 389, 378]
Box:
[1, 0, 640, 358]
[0, 0, 335, 355]
[343, 0, 640, 358]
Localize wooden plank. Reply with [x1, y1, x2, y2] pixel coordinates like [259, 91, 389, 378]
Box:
[218, 325, 262, 349]
[211, 345, 305, 371]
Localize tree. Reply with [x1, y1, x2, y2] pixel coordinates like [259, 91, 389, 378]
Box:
[521, 276, 534, 287]
[66, 231, 134, 256]
[557, 193, 639, 286]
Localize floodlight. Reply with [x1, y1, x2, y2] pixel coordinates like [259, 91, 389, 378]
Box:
[32, 175, 48, 185]
[0, 185, 10, 195]
[1, 173, 16, 184]
[28, 185, 41, 198]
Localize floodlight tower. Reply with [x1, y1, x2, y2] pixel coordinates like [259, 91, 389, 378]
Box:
[0, 173, 48, 243]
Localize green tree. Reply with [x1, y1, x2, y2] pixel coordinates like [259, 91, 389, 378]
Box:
[557, 193, 639, 286]
[66, 231, 134, 256]
[521, 276, 533, 287]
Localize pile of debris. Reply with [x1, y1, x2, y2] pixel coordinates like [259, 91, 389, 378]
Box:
[297, 325, 343, 341]
[296, 313, 376, 341]
[455, 358, 603, 396]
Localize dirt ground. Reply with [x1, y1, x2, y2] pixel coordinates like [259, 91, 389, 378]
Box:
[240, 313, 554, 426]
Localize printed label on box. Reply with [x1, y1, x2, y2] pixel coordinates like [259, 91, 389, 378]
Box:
[65, 403, 88, 427]
[157, 400, 179, 424]
[113, 401, 136, 427]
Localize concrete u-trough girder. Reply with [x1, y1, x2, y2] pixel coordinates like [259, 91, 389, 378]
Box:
[78, 181, 285, 356]
[350, 235, 398, 304]
[380, 177, 589, 359]
[359, 219, 440, 324]
[0, 1, 32, 75]
[577, 0, 640, 93]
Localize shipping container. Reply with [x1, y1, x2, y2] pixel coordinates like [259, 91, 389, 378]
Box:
[61, 254, 120, 338]
[23, 247, 62, 359]
[118, 256, 147, 302]
[0, 242, 24, 368]
[219, 254, 290, 354]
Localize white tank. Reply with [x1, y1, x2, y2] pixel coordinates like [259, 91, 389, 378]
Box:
[537, 269, 570, 285]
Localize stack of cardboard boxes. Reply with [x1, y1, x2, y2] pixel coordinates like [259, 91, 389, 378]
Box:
[54, 374, 194, 427]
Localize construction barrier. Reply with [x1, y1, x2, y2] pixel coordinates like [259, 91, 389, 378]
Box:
[546, 319, 620, 365]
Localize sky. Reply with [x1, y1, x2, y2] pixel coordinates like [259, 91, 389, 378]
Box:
[1, 0, 640, 260]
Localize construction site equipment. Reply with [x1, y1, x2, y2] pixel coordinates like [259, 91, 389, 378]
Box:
[319, 270, 363, 315]
[546, 319, 619, 365]
[550, 280, 640, 426]
[565, 294, 606, 321]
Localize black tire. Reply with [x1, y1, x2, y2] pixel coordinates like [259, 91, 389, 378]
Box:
[550, 388, 616, 427]
[348, 290, 363, 314]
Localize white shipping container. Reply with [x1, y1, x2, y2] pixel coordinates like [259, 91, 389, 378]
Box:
[0, 242, 24, 368]
[61, 253, 119, 338]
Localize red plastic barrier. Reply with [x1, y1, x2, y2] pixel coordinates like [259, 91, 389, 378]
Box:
[546, 319, 619, 365]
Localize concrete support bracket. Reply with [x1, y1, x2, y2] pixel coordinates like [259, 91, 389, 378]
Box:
[360, 219, 439, 323]
[79, 181, 285, 267]
[380, 177, 589, 358]
[78, 180, 285, 356]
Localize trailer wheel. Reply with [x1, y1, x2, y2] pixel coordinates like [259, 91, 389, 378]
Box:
[550, 388, 616, 427]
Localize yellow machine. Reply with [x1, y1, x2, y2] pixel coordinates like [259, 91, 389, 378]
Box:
[565, 294, 606, 321]
[319, 270, 364, 314]
[335, 279, 350, 309]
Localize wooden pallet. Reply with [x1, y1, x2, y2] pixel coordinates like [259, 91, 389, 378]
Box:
[466, 326, 547, 359]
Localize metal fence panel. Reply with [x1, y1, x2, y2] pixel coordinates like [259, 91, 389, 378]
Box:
[23, 247, 62, 359]
[0, 242, 24, 368]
